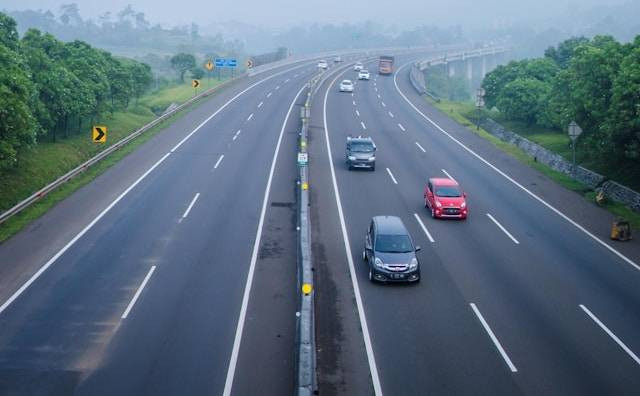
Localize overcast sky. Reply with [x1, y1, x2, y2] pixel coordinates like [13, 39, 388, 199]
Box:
[0, 0, 630, 28]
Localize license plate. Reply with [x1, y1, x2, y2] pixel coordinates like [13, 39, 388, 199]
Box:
[393, 274, 405, 279]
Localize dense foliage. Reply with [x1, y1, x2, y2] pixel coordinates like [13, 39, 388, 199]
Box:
[481, 35, 640, 177]
[0, 12, 153, 170]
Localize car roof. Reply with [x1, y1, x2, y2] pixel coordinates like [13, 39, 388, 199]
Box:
[372, 216, 408, 235]
[430, 177, 459, 186]
[347, 136, 374, 143]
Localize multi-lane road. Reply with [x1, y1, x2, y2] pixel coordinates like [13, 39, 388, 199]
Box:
[311, 55, 640, 395]
[0, 51, 638, 396]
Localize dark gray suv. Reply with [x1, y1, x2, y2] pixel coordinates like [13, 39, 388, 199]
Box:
[363, 216, 421, 283]
[346, 136, 376, 170]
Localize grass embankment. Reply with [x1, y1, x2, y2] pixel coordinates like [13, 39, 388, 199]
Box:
[428, 98, 640, 230]
[0, 79, 225, 242]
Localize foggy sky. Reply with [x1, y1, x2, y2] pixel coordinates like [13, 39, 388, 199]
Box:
[0, 0, 631, 28]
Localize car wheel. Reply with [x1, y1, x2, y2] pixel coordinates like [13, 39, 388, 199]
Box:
[362, 250, 367, 262]
[368, 267, 374, 282]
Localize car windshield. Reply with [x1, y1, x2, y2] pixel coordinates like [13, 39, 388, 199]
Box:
[435, 186, 462, 197]
[375, 234, 413, 253]
[350, 142, 374, 152]
[342, 81, 352, 85]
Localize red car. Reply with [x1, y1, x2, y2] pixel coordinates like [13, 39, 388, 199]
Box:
[424, 178, 468, 219]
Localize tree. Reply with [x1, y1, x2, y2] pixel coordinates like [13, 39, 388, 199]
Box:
[170, 52, 196, 82]
[544, 37, 589, 68]
[0, 44, 38, 169]
[191, 67, 205, 80]
[481, 60, 526, 109]
[497, 78, 550, 125]
[0, 12, 19, 50]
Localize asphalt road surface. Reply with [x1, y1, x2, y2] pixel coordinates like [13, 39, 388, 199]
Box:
[310, 55, 640, 395]
[0, 58, 329, 395]
[1, 51, 639, 396]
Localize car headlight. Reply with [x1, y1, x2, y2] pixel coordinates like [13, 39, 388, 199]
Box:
[460, 201, 466, 209]
[348, 156, 356, 161]
[409, 258, 418, 269]
[435, 200, 442, 208]
[374, 257, 384, 268]
[368, 156, 376, 161]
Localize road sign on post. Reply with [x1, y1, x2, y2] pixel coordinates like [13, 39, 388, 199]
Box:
[92, 126, 107, 143]
[568, 121, 583, 176]
[205, 60, 214, 71]
[246, 58, 254, 68]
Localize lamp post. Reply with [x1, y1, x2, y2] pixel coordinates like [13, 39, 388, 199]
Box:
[475, 88, 485, 130]
[568, 121, 583, 177]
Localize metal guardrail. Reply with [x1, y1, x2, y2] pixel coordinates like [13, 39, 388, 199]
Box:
[415, 46, 509, 70]
[0, 75, 249, 226]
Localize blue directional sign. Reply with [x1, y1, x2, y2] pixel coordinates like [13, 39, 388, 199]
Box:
[214, 58, 238, 68]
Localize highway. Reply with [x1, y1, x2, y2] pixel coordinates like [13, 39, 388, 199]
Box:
[0, 49, 639, 396]
[0, 59, 324, 395]
[310, 55, 640, 395]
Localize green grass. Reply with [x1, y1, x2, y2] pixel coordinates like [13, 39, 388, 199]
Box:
[427, 98, 640, 230]
[0, 79, 228, 243]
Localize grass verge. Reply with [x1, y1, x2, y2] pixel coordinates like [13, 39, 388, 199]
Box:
[427, 98, 640, 230]
[0, 79, 228, 243]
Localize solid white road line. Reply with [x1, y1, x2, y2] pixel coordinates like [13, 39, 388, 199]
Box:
[415, 142, 426, 153]
[222, 83, 308, 396]
[413, 213, 435, 243]
[356, 110, 361, 117]
[181, 193, 200, 219]
[486, 213, 520, 245]
[397, 123, 406, 132]
[0, 62, 315, 319]
[361, 121, 367, 130]
[393, 62, 640, 273]
[470, 303, 518, 373]
[580, 304, 640, 366]
[381, 102, 387, 107]
[386, 168, 398, 185]
[246, 113, 254, 122]
[388, 111, 394, 118]
[323, 69, 383, 396]
[267, 92, 272, 98]
[214, 154, 225, 169]
[257, 101, 263, 108]
[121, 266, 156, 319]
[0, 151, 170, 316]
[441, 169, 456, 182]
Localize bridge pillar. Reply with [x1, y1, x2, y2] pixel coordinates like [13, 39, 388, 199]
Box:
[481, 56, 487, 78]
[448, 62, 455, 77]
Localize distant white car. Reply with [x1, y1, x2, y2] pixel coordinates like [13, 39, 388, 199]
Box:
[339, 79, 354, 92]
[334, 56, 342, 63]
[318, 60, 328, 69]
[353, 62, 363, 71]
[358, 69, 370, 80]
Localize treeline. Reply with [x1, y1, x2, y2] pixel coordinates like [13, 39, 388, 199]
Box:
[7, 4, 243, 57]
[482, 35, 640, 176]
[0, 12, 153, 170]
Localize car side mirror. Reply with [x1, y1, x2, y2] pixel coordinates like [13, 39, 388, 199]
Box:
[463, 192, 467, 198]
[415, 246, 421, 252]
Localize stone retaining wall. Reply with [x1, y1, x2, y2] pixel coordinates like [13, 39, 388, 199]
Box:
[479, 118, 640, 213]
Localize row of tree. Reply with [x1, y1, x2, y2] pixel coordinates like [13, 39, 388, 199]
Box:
[481, 35, 640, 176]
[0, 12, 153, 170]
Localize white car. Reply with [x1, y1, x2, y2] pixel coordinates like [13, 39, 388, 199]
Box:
[358, 69, 370, 80]
[318, 60, 328, 69]
[334, 56, 342, 63]
[353, 62, 363, 71]
[339, 79, 354, 92]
